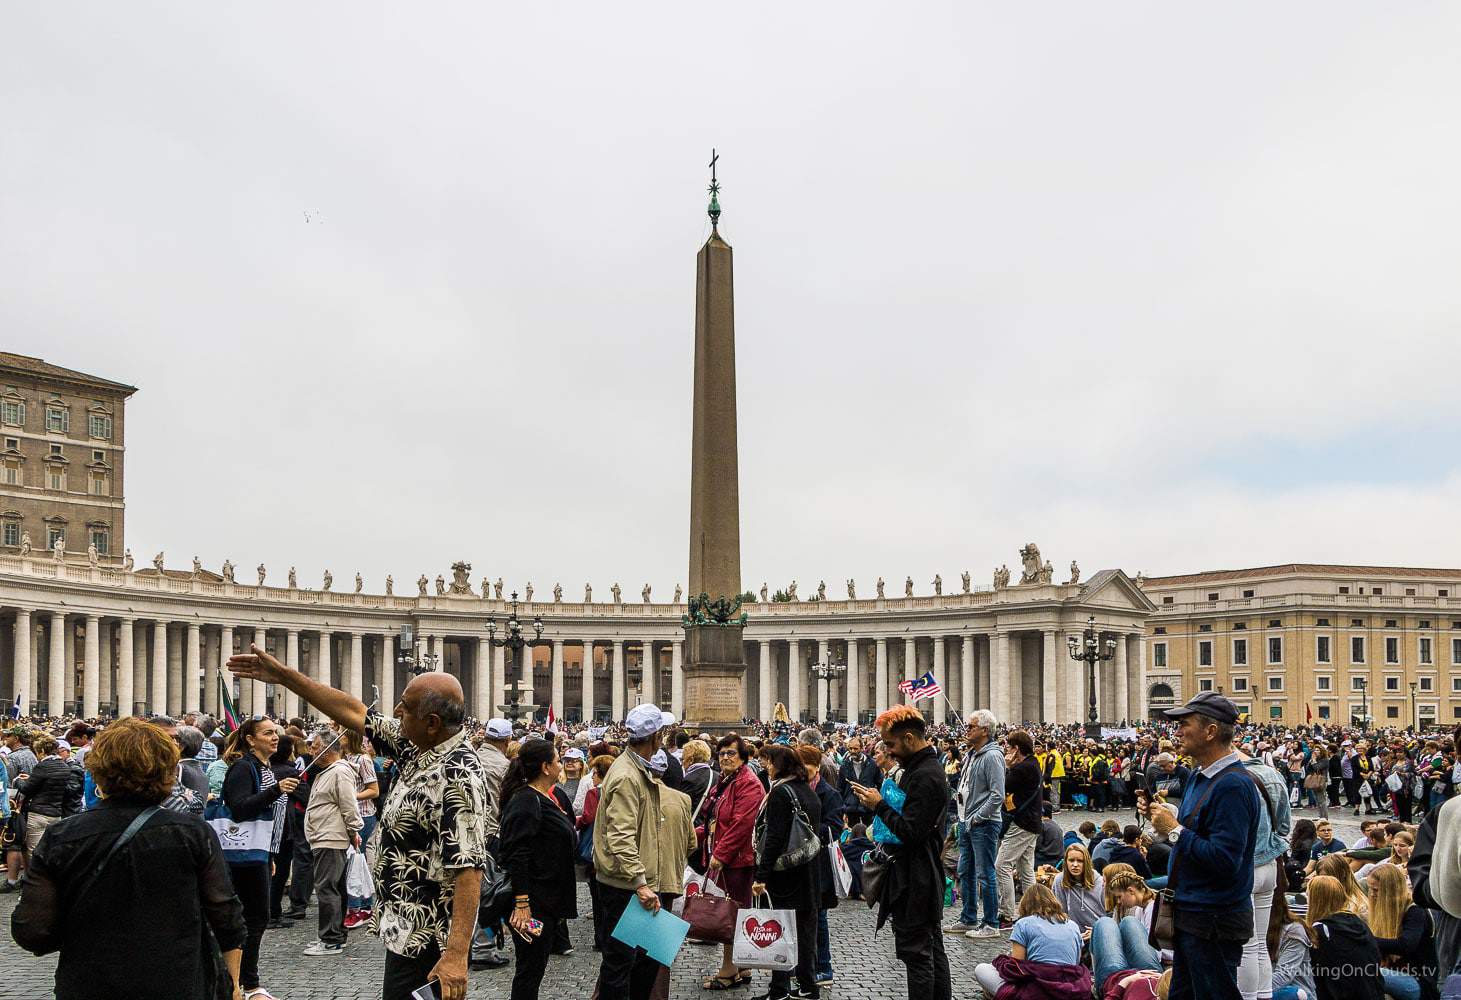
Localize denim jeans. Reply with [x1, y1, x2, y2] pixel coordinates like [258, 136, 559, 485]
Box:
[1170, 926, 1243, 1000]
[959, 821, 1000, 927]
[1380, 968, 1422, 1000]
[1091, 915, 1162, 986]
[816, 908, 833, 977]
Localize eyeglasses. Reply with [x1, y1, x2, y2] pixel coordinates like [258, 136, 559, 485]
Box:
[718, 750, 740, 759]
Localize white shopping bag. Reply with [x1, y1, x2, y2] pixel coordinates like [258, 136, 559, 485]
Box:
[731, 897, 798, 971]
[829, 843, 853, 899]
[345, 848, 373, 899]
[672, 865, 724, 915]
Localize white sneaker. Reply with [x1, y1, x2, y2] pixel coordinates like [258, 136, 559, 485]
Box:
[965, 924, 1001, 938]
[302, 940, 346, 956]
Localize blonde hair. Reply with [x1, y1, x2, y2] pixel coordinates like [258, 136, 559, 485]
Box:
[1100, 863, 1137, 913]
[1306, 875, 1350, 924]
[1016, 882, 1068, 923]
[1366, 864, 1412, 940]
[1105, 867, 1155, 916]
[1313, 853, 1368, 917]
[1060, 843, 1096, 892]
[682, 739, 712, 767]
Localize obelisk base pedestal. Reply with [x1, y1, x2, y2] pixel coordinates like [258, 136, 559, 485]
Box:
[683, 624, 746, 735]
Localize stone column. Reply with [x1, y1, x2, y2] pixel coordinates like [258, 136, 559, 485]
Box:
[931, 634, 945, 697]
[345, 633, 361, 702]
[991, 631, 1010, 725]
[551, 639, 565, 720]
[1134, 636, 1148, 722]
[1064, 632, 1084, 724]
[80, 615, 100, 719]
[99, 621, 113, 712]
[283, 630, 300, 719]
[757, 641, 772, 722]
[671, 640, 684, 719]
[45, 613, 65, 717]
[581, 640, 595, 724]
[203, 628, 220, 716]
[380, 634, 395, 713]
[785, 640, 801, 723]
[1040, 630, 1057, 724]
[1113, 633, 1129, 725]
[469, 636, 488, 720]
[961, 635, 976, 719]
[641, 640, 656, 704]
[218, 626, 234, 718]
[902, 637, 917, 704]
[846, 638, 861, 727]
[816, 639, 830, 723]
[185, 622, 201, 715]
[318, 631, 333, 693]
[519, 644, 536, 715]
[116, 617, 133, 718]
[874, 638, 888, 714]
[165, 625, 183, 716]
[251, 627, 266, 715]
[150, 620, 168, 717]
[12, 609, 30, 717]
[611, 640, 625, 719]
[134, 623, 150, 715]
[63, 618, 76, 714]
[492, 644, 506, 719]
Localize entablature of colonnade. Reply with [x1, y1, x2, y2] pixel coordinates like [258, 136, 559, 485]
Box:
[0, 558, 1154, 635]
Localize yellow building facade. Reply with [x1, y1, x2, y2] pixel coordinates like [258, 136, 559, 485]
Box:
[1140, 564, 1461, 728]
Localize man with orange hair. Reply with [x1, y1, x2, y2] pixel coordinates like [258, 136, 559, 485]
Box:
[849, 705, 951, 1000]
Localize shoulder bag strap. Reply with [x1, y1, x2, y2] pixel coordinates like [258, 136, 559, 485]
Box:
[65, 806, 160, 921]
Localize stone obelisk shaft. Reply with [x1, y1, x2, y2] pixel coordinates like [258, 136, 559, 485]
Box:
[687, 232, 741, 602]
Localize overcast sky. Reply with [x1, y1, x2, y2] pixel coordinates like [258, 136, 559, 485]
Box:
[5, 4, 1460, 595]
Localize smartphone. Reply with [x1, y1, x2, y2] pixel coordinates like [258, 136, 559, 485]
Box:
[526, 918, 544, 936]
[410, 983, 442, 1000]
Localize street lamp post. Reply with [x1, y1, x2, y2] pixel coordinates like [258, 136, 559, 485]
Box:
[395, 623, 440, 677]
[810, 655, 846, 725]
[485, 592, 547, 724]
[1356, 676, 1368, 728]
[1409, 681, 1418, 733]
[1067, 615, 1117, 740]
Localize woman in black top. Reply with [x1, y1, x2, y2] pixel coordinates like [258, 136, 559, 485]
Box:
[499, 737, 578, 1000]
[221, 718, 298, 1000]
[12, 717, 247, 1000]
[752, 744, 823, 1000]
[15, 734, 72, 855]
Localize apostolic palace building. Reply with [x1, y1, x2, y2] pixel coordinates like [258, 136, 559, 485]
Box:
[0, 351, 1457, 731]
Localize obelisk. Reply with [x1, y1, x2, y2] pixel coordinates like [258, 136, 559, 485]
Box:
[684, 150, 747, 729]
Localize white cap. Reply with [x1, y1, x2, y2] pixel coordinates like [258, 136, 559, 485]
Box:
[625, 703, 665, 741]
[1342, 739, 1354, 747]
[660, 711, 677, 728]
[563, 748, 586, 762]
[647, 749, 669, 775]
[485, 718, 513, 740]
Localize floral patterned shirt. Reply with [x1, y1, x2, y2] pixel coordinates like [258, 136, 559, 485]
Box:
[365, 710, 490, 957]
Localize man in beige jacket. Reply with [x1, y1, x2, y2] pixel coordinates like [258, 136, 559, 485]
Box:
[593, 704, 694, 1000]
[304, 727, 364, 956]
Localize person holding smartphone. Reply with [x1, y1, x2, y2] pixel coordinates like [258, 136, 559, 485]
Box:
[499, 737, 577, 1000]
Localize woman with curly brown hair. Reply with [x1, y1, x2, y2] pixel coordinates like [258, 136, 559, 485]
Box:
[11, 717, 247, 1000]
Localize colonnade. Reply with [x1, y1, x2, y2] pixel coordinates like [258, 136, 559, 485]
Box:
[0, 607, 1147, 726]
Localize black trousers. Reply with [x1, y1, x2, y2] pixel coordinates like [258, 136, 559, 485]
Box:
[268, 840, 291, 919]
[511, 916, 556, 1000]
[595, 884, 667, 1000]
[287, 807, 314, 909]
[1343, 776, 1361, 806]
[383, 941, 441, 1000]
[891, 912, 952, 1000]
[227, 861, 271, 990]
[588, 872, 609, 951]
[767, 893, 819, 1000]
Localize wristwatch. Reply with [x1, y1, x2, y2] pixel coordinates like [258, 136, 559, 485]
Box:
[1167, 825, 1184, 844]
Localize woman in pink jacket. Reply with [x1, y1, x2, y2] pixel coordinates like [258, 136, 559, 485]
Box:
[701, 734, 765, 990]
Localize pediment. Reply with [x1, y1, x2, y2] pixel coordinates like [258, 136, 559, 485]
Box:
[1074, 569, 1158, 614]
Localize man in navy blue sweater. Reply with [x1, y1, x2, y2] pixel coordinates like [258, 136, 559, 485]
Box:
[1138, 692, 1260, 1000]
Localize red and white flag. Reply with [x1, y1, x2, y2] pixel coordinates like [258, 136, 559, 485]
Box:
[545, 705, 558, 736]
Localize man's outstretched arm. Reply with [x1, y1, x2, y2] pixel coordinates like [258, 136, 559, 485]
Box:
[227, 644, 368, 732]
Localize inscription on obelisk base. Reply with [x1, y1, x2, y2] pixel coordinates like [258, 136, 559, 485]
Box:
[684, 625, 745, 729]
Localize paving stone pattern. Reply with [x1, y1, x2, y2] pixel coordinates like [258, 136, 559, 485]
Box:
[0, 806, 1365, 999]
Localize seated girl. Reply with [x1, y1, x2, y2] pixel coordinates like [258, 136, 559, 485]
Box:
[972, 883, 1088, 999]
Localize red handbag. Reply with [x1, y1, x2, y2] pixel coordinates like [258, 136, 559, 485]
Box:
[681, 873, 739, 944]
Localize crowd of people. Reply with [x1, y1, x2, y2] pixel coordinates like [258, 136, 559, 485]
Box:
[4, 653, 1461, 1000]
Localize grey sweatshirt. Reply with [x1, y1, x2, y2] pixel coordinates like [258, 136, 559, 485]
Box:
[959, 741, 1006, 825]
[1272, 920, 1315, 997]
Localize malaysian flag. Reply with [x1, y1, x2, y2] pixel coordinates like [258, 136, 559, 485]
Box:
[900, 672, 943, 701]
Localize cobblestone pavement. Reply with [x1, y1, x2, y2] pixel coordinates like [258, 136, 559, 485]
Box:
[0, 805, 1370, 999]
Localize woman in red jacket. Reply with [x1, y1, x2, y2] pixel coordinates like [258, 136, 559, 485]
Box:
[701, 734, 765, 990]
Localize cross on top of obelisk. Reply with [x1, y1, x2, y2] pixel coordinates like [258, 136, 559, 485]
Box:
[707, 148, 722, 231]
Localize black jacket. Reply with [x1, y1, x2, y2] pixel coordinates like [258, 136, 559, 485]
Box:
[16, 756, 74, 818]
[681, 763, 714, 820]
[754, 779, 822, 909]
[810, 777, 846, 910]
[1312, 911, 1384, 1000]
[872, 745, 947, 931]
[222, 754, 284, 824]
[11, 798, 247, 1000]
[499, 787, 579, 920]
[837, 755, 882, 815]
[1373, 905, 1439, 1000]
[1005, 757, 1042, 835]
